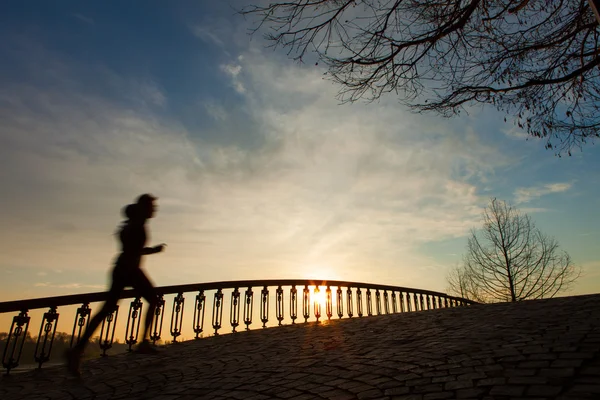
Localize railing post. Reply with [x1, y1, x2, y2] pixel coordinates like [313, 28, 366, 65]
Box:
[383, 290, 390, 314]
[2, 310, 30, 375]
[33, 307, 58, 369]
[193, 291, 205, 339]
[302, 285, 310, 322]
[170, 293, 185, 342]
[375, 290, 382, 315]
[400, 292, 405, 312]
[325, 286, 333, 320]
[391, 291, 397, 313]
[366, 289, 373, 316]
[230, 288, 241, 332]
[356, 288, 363, 317]
[426, 295, 432, 310]
[419, 293, 425, 311]
[70, 303, 91, 348]
[346, 288, 353, 318]
[290, 286, 297, 324]
[99, 305, 119, 356]
[260, 286, 269, 328]
[336, 287, 343, 319]
[212, 289, 224, 335]
[276, 286, 284, 326]
[243, 287, 253, 330]
[151, 295, 165, 344]
[314, 286, 321, 322]
[125, 297, 143, 351]
[407, 293, 413, 312]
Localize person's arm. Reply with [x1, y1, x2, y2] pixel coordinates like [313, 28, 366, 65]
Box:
[141, 244, 166, 255]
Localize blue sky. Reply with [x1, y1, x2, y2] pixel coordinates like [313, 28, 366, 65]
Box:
[0, 0, 599, 305]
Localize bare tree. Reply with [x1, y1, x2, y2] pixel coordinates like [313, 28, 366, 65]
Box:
[449, 198, 579, 302]
[446, 263, 486, 302]
[241, 0, 600, 155]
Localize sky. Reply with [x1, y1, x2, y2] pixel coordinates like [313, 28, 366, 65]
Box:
[0, 0, 599, 311]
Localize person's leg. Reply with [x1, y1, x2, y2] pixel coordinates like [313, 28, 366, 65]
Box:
[66, 269, 125, 376]
[131, 268, 158, 342]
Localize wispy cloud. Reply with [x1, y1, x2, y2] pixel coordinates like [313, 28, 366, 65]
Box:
[203, 99, 228, 121]
[71, 13, 94, 26]
[192, 25, 224, 48]
[35, 282, 105, 289]
[220, 59, 245, 94]
[503, 126, 529, 140]
[514, 182, 572, 203]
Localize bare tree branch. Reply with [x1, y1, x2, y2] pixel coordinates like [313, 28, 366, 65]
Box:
[241, 0, 600, 155]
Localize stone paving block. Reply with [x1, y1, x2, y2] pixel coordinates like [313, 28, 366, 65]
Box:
[504, 368, 536, 377]
[527, 385, 563, 396]
[527, 353, 558, 360]
[423, 393, 453, 400]
[276, 389, 303, 399]
[406, 378, 432, 386]
[448, 367, 475, 375]
[288, 394, 315, 400]
[412, 384, 443, 393]
[539, 367, 576, 377]
[456, 372, 486, 381]
[356, 388, 384, 399]
[489, 385, 525, 396]
[507, 376, 549, 385]
[389, 395, 423, 400]
[455, 387, 487, 398]
[431, 376, 455, 383]
[569, 384, 600, 393]
[560, 352, 595, 359]
[384, 387, 410, 396]
[444, 380, 474, 390]
[476, 377, 506, 386]
[518, 360, 550, 368]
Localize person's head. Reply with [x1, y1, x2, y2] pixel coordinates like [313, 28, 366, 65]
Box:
[122, 203, 140, 221]
[136, 193, 157, 220]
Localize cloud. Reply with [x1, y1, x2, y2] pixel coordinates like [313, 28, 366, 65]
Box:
[34, 282, 105, 289]
[503, 126, 529, 140]
[0, 43, 513, 293]
[220, 61, 245, 93]
[72, 13, 95, 26]
[138, 79, 167, 107]
[514, 182, 572, 203]
[192, 25, 225, 48]
[203, 99, 228, 121]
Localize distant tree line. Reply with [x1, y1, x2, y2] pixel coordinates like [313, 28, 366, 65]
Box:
[0, 331, 168, 366]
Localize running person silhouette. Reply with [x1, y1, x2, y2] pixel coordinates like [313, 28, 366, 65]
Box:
[66, 194, 166, 376]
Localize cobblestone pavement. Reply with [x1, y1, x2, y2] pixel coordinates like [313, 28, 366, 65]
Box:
[1, 294, 599, 400]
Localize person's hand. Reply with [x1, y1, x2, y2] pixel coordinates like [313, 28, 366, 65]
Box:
[154, 243, 167, 253]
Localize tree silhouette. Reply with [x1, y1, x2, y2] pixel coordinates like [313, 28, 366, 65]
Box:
[447, 198, 580, 302]
[241, 0, 600, 154]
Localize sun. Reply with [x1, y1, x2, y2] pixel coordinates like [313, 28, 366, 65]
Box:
[313, 286, 327, 306]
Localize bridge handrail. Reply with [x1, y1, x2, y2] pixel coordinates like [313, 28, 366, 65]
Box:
[0, 279, 476, 313]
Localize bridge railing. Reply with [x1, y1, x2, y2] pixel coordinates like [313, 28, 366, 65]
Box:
[0, 279, 475, 374]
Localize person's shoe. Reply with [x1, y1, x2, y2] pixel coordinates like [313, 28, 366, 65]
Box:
[135, 340, 159, 355]
[65, 348, 82, 378]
